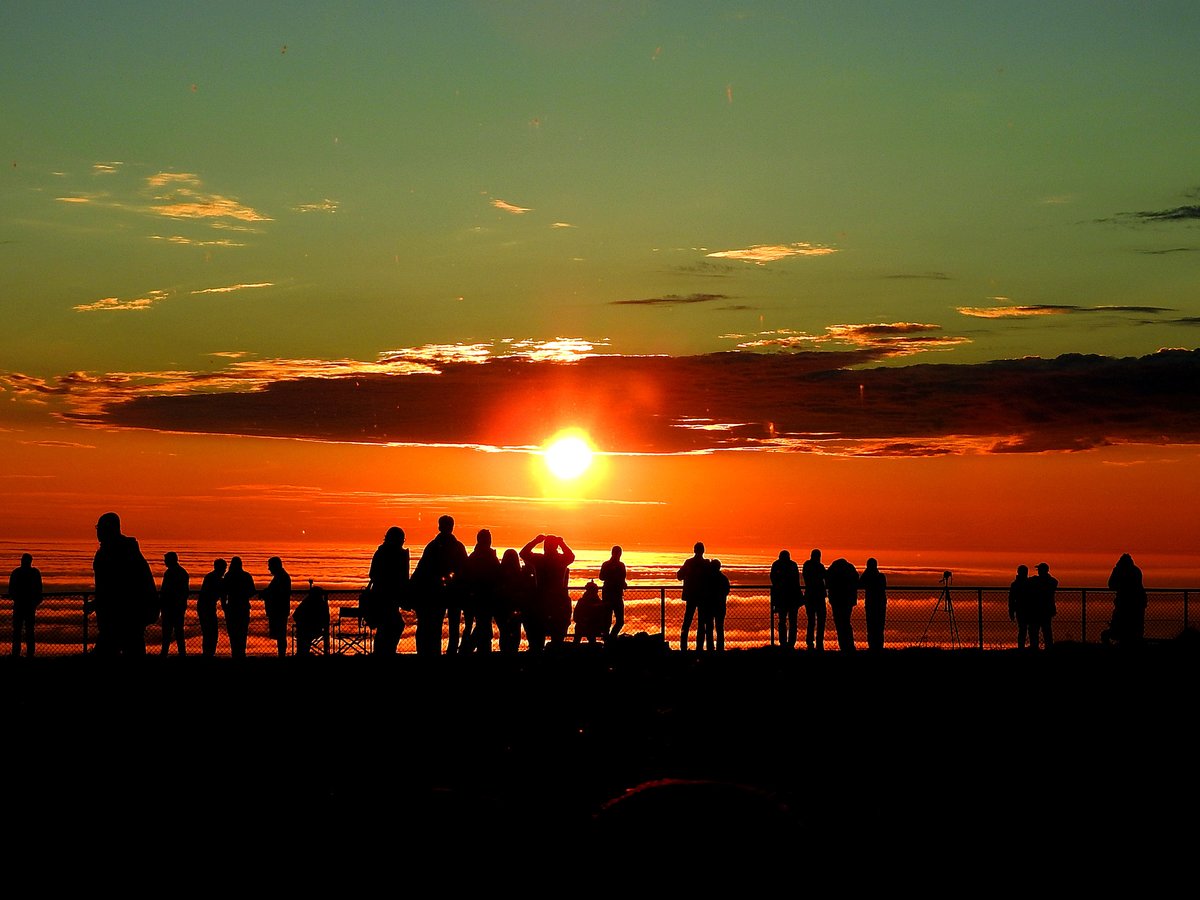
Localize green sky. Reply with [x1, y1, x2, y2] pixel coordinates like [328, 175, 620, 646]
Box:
[4, 0, 1199, 384]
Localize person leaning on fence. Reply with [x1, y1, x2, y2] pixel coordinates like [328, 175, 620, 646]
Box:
[369, 526, 410, 655]
[91, 512, 157, 657]
[1103, 553, 1147, 648]
[1008, 565, 1033, 650]
[159, 551, 190, 656]
[770, 550, 801, 650]
[826, 557, 859, 652]
[599, 545, 627, 643]
[7, 553, 43, 657]
[1028, 562, 1058, 651]
[222, 556, 256, 659]
[801, 549, 828, 652]
[197, 558, 227, 658]
[859, 557, 887, 652]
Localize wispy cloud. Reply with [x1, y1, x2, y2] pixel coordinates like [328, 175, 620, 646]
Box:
[1131, 205, 1200, 223]
[294, 199, 339, 213]
[73, 289, 169, 312]
[491, 198, 531, 214]
[611, 293, 732, 306]
[151, 235, 245, 247]
[734, 323, 968, 357]
[883, 272, 952, 280]
[957, 303, 1174, 319]
[92, 162, 122, 175]
[551, 222, 575, 228]
[190, 282, 273, 295]
[706, 242, 837, 263]
[147, 172, 271, 223]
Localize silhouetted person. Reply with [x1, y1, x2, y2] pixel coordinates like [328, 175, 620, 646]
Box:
[1028, 562, 1058, 651]
[91, 512, 156, 656]
[859, 557, 887, 652]
[159, 551, 190, 656]
[1008, 564, 1033, 649]
[709, 559, 731, 651]
[7, 553, 42, 657]
[293, 580, 330, 655]
[770, 550, 801, 649]
[369, 526, 410, 655]
[497, 548, 531, 654]
[197, 558, 226, 657]
[222, 556, 256, 659]
[677, 542, 709, 652]
[411, 515, 468, 657]
[521, 534, 576, 648]
[826, 557, 859, 651]
[598, 545, 627, 643]
[262, 556, 291, 657]
[801, 549, 827, 651]
[1103, 553, 1147, 648]
[572, 580, 609, 644]
[463, 528, 501, 653]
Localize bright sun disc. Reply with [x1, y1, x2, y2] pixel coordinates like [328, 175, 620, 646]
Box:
[543, 433, 595, 480]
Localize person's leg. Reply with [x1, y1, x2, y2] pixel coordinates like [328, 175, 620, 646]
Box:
[680, 602, 695, 651]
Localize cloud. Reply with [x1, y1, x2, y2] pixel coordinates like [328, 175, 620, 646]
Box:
[73, 289, 169, 312]
[883, 272, 951, 280]
[55, 196, 91, 204]
[92, 163, 122, 174]
[190, 282, 273, 295]
[293, 199, 339, 213]
[151, 235, 245, 247]
[551, 222, 575, 228]
[1131, 205, 1200, 222]
[491, 199, 531, 214]
[611, 293, 732, 306]
[147, 171, 271, 223]
[733, 324, 968, 357]
[672, 261, 738, 278]
[957, 304, 1174, 319]
[13, 345, 1198, 458]
[705, 243, 837, 263]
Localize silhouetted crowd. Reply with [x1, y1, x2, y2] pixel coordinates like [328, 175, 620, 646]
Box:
[2, 510, 1151, 657]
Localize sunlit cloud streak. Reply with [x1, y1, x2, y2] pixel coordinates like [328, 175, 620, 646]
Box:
[191, 282, 273, 295]
[732, 324, 968, 357]
[10, 345, 1197, 458]
[958, 303, 1174, 319]
[151, 235, 245, 247]
[294, 199, 339, 213]
[148, 172, 271, 223]
[491, 199, 531, 214]
[883, 272, 951, 280]
[73, 289, 169, 312]
[706, 242, 837, 263]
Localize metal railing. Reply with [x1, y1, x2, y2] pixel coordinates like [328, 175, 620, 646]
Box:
[3, 584, 1193, 657]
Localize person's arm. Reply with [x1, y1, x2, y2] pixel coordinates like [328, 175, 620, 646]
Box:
[557, 539, 576, 567]
[520, 535, 543, 561]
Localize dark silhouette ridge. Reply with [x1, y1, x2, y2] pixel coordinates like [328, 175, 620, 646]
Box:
[598, 544, 626, 643]
[90, 512, 156, 656]
[197, 558, 227, 657]
[159, 551, 189, 656]
[801, 549, 827, 651]
[262, 556, 291, 657]
[411, 515, 468, 656]
[369, 526, 410, 655]
[7, 553, 43, 657]
[770, 549, 801, 650]
[221, 556, 256, 659]
[859, 557, 888, 652]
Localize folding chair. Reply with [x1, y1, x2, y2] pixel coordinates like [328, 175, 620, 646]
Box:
[337, 606, 374, 655]
[291, 618, 331, 655]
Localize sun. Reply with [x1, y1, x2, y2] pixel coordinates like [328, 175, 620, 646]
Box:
[542, 431, 595, 480]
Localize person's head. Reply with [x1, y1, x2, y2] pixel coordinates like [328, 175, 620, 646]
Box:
[1118, 552, 1133, 566]
[694, 541, 704, 555]
[866, 557, 877, 570]
[545, 534, 559, 550]
[438, 515, 454, 534]
[385, 526, 405, 545]
[20, 553, 32, 567]
[268, 556, 282, 574]
[779, 550, 790, 561]
[1037, 562, 1050, 574]
[95, 511, 121, 542]
[476, 528, 492, 548]
[213, 558, 227, 575]
[1017, 564, 1028, 577]
[810, 549, 821, 561]
[712, 559, 722, 571]
[164, 551, 178, 566]
[611, 545, 622, 560]
[229, 556, 243, 571]
[501, 548, 520, 568]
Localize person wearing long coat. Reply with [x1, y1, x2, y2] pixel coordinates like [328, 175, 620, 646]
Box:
[369, 527, 410, 655]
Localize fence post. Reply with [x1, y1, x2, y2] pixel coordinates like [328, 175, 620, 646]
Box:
[976, 588, 983, 649]
[82, 593, 90, 655]
[1081, 589, 1087, 644]
[660, 587, 666, 645]
[1185, 590, 1190, 632]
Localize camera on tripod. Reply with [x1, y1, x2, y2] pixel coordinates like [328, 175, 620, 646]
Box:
[940, 570, 953, 584]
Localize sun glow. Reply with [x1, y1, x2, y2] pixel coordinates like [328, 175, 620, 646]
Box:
[543, 431, 595, 480]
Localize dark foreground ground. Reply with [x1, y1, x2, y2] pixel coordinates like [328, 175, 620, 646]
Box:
[6, 636, 1197, 889]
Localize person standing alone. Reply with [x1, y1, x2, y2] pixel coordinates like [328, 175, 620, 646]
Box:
[7, 553, 43, 657]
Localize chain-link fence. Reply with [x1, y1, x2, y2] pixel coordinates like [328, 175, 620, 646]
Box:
[3, 583, 1194, 657]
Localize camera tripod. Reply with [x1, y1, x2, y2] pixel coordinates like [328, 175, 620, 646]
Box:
[920, 572, 960, 648]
